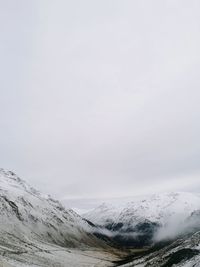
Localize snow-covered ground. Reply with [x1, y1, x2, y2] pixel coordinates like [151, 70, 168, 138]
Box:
[1, 243, 117, 267]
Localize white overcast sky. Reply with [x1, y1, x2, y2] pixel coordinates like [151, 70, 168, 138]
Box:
[1, 1, 200, 205]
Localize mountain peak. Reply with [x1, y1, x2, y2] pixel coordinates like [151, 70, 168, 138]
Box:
[84, 191, 200, 227]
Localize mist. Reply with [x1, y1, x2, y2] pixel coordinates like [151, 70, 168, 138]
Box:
[154, 211, 200, 242]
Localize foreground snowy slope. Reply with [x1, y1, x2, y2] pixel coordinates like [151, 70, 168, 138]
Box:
[0, 168, 103, 248]
[2, 244, 118, 267]
[0, 169, 119, 266]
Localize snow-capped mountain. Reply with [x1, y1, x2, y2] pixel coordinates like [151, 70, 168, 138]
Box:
[82, 192, 200, 266]
[84, 192, 200, 227]
[0, 169, 118, 267]
[0, 168, 102, 248]
[83, 192, 200, 248]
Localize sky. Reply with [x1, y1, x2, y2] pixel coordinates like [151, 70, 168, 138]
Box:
[1, 0, 200, 210]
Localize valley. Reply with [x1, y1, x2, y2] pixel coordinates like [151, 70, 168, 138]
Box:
[1, 169, 200, 266]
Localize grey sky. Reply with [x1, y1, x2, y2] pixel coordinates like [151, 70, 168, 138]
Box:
[1, 1, 200, 205]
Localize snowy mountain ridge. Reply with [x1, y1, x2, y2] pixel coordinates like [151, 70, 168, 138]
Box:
[82, 192, 200, 266]
[0, 168, 109, 250]
[84, 191, 200, 227]
[0, 168, 119, 266]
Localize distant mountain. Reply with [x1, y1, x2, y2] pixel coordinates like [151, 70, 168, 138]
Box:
[84, 192, 200, 247]
[84, 192, 200, 266]
[84, 192, 200, 226]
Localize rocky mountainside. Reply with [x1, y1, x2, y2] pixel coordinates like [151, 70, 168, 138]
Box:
[0, 169, 117, 267]
[0, 168, 104, 248]
[118, 230, 200, 267]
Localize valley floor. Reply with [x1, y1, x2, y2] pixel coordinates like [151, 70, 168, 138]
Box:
[0, 242, 120, 267]
[2, 238, 200, 267]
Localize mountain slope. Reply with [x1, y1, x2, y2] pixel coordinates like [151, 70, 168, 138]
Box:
[0, 169, 118, 266]
[0, 168, 103, 248]
[118, 231, 200, 267]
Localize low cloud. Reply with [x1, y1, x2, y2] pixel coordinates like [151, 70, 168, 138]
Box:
[154, 212, 200, 242]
